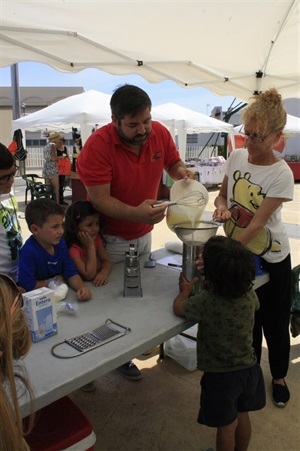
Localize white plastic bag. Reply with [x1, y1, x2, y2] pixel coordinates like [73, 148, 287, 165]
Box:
[164, 325, 198, 371]
[48, 279, 69, 302]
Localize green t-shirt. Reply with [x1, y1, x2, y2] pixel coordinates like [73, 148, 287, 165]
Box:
[183, 287, 259, 372]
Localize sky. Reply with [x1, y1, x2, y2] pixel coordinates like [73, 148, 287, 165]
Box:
[0, 62, 240, 116]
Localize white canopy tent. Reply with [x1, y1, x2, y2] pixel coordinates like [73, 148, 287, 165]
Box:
[282, 114, 300, 138]
[12, 90, 112, 144]
[12, 91, 233, 156]
[1, 0, 299, 101]
[234, 114, 300, 137]
[152, 103, 233, 160]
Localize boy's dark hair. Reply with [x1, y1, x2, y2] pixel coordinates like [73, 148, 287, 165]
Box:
[25, 198, 65, 229]
[110, 84, 152, 120]
[0, 143, 15, 170]
[64, 200, 98, 248]
[202, 235, 256, 299]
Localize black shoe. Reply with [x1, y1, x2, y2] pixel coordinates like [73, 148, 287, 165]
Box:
[272, 379, 290, 408]
[116, 361, 142, 381]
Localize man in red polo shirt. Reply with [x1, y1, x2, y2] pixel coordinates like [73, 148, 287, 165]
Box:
[77, 84, 193, 380]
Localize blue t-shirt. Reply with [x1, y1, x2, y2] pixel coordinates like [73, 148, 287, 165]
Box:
[19, 236, 78, 292]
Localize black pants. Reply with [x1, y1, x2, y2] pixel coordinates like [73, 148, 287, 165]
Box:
[59, 174, 66, 203]
[253, 254, 291, 380]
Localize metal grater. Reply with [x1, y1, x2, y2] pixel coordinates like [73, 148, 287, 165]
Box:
[64, 319, 131, 353]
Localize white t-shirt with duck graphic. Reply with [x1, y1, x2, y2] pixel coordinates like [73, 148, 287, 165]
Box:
[224, 148, 294, 263]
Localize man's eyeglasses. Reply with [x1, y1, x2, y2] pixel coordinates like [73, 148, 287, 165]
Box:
[0, 165, 19, 184]
[0, 273, 23, 314]
[239, 128, 273, 144]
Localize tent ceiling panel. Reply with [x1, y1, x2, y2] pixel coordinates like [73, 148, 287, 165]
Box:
[1, 0, 299, 100]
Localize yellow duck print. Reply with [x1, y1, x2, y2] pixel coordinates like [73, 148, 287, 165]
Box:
[224, 171, 281, 255]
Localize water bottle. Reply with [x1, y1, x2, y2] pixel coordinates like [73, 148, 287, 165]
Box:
[56, 301, 79, 315]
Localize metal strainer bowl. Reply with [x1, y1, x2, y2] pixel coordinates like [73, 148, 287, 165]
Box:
[173, 220, 219, 246]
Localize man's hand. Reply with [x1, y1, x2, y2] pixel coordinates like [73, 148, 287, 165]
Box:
[175, 167, 195, 180]
[134, 199, 167, 224]
[168, 161, 195, 181]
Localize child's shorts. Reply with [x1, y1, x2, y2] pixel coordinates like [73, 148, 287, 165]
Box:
[197, 363, 266, 427]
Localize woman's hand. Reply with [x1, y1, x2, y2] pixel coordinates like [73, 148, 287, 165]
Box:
[213, 205, 231, 222]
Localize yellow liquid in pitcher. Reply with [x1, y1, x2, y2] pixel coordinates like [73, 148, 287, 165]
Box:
[166, 204, 204, 230]
[166, 182, 209, 231]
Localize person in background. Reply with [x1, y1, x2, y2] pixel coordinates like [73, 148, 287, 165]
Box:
[56, 135, 71, 206]
[213, 88, 294, 408]
[64, 201, 112, 286]
[42, 131, 62, 204]
[18, 199, 91, 301]
[173, 236, 266, 451]
[0, 273, 34, 451]
[0, 143, 23, 284]
[77, 84, 194, 380]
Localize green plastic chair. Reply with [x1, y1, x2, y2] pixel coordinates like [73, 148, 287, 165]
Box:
[22, 174, 54, 204]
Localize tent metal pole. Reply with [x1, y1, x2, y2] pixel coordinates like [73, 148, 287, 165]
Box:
[10, 63, 26, 175]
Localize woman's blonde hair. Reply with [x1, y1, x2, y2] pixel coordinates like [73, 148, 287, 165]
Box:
[242, 87, 287, 134]
[0, 276, 33, 451]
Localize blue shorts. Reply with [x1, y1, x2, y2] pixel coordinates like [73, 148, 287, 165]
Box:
[197, 363, 266, 427]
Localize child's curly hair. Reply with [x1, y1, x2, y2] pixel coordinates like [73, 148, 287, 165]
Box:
[202, 236, 256, 299]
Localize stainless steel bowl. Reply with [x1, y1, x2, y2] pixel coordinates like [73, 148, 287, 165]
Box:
[173, 220, 219, 246]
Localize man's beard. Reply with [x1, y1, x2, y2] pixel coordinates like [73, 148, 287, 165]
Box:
[116, 125, 149, 146]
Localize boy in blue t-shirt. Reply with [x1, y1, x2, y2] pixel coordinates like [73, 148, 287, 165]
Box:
[19, 198, 91, 301]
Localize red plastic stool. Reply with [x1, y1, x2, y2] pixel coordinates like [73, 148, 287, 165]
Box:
[24, 396, 96, 451]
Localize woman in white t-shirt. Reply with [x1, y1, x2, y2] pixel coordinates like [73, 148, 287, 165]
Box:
[213, 88, 294, 410]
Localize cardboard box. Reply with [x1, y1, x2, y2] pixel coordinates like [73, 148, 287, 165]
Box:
[22, 287, 57, 343]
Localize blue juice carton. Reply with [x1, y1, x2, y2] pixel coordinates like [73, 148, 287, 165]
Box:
[22, 287, 57, 343]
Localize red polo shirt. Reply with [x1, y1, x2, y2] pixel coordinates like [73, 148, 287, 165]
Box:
[77, 121, 181, 240]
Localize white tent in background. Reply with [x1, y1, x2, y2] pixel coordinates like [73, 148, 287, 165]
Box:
[284, 114, 300, 137]
[12, 91, 233, 154]
[234, 114, 300, 137]
[12, 90, 112, 144]
[152, 103, 233, 160]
